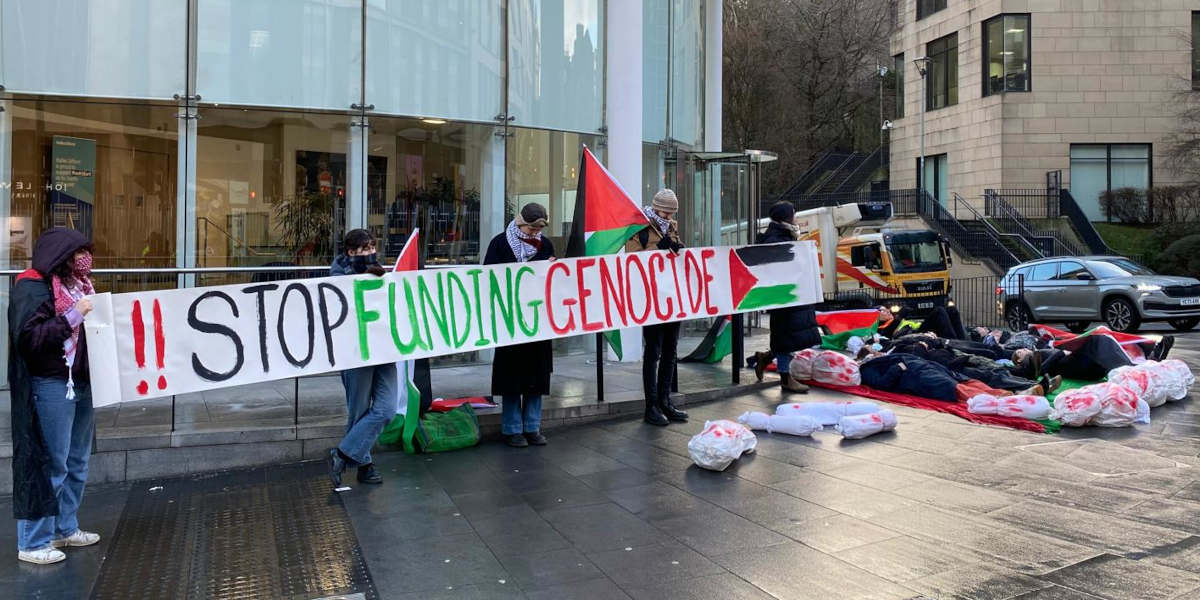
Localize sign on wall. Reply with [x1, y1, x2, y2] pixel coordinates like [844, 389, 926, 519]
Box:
[85, 242, 821, 407]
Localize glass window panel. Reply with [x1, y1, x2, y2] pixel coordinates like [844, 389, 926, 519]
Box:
[894, 53, 905, 118]
[1030, 263, 1057, 281]
[197, 0, 362, 110]
[1005, 15, 1030, 92]
[507, 0, 604, 133]
[1, 0, 186, 99]
[643, 1, 669, 143]
[1110, 145, 1150, 191]
[670, 0, 705, 148]
[195, 108, 355, 286]
[1070, 144, 1110, 221]
[1194, 12, 1200, 90]
[365, 0, 504, 122]
[985, 17, 1004, 96]
[926, 34, 957, 110]
[366, 117, 495, 266]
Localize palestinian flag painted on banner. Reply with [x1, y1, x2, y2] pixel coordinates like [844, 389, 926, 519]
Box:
[816, 309, 881, 350]
[681, 316, 733, 364]
[378, 229, 427, 454]
[727, 245, 802, 310]
[565, 146, 650, 359]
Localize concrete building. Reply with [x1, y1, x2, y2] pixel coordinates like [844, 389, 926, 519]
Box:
[889, 0, 1198, 220]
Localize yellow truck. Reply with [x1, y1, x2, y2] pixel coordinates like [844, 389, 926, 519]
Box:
[788, 203, 953, 313]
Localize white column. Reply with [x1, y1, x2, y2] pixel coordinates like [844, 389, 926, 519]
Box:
[704, 0, 723, 153]
[607, 0, 644, 362]
[347, 117, 368, 230]
[0, 99, 11, 388]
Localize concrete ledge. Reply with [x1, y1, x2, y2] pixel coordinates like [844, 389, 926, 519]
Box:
[0, 381, 776, 488]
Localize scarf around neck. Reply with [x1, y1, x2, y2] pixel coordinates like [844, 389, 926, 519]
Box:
[642, 206, 673, 236]
[505, 219, 542, 262]
[52, 271, 94, 399]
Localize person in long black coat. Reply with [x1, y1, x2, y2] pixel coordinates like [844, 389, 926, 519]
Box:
[484, 203, 555, 448]
[8, 228, 101, 565]
[753, 201, 820, 393]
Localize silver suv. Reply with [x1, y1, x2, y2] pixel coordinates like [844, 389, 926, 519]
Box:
[998, 256, 1200, 333]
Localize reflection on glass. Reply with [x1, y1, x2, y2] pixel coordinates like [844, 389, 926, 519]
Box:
[8, 100, 179, 288]
[365, 0, 504, 122]
[367, 117, 494, 266]
[926, 34, 957, 110]
[643, 0, 669, 143]
[197, 0, 362, 110]
[670, 0, 705, 148]
[984, 14, 1030, 95]
[508, 0, 604, 133]
[196, 108, 352, 282]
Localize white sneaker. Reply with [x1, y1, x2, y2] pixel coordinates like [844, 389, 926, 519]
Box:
[51, 530, 100, 548]
[18, 546, 66, 565]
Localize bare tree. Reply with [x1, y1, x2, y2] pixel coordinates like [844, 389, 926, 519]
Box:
[723, 0, 896, 196]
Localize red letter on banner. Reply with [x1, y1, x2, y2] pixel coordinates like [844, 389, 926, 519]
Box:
[546, 261, 577, 334]
[700, 249, 720, 315]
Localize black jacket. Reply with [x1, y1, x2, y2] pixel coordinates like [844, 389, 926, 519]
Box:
[484, 233, 555, 396]
[859, 352, 968, 402]
[756, 222, 819, 353]
[9, 227, 92, 519]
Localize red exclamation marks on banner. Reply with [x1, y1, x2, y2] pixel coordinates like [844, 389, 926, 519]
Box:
[132, 299, 167, 395]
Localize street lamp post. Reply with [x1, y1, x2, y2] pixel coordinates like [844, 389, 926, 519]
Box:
[914, 56, 931, 207]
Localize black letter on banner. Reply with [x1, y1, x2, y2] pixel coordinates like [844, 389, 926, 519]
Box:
[188, 291, 245, 382]
[242, 284, 279, 372]
[318, 282, 349, 367]
[277, 283, 315, 367]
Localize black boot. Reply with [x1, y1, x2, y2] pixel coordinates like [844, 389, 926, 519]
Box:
[327, 448, 347, 488]
[357, 463, 383, 484]
[661, 399, 689, 422]
[644, 397, 669, 426]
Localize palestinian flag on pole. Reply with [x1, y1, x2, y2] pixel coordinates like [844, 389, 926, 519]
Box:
[565, 146, 650, 359]
[378, 229, 425, 454]
[816, 309, 881, 350]
[681, 316, 733, 364]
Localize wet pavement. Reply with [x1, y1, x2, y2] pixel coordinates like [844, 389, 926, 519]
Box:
[2, 326, 1199, 599]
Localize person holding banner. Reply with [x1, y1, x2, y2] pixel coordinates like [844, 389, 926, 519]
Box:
[327, 229, 394, 487]
[625, 189, 689, 426]
[8, 228, 101, 564]
[753, 201, 820, 393]
[485, 203, 555, 447]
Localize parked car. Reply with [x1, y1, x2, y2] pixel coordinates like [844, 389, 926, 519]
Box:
[998, 256, 1200, 333]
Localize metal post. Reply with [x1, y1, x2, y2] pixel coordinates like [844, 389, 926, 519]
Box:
[915, 56, 930, 206]
[595, 333, 605, 403]
[731, 314, 744, 385]
[294, 376, 300, 428]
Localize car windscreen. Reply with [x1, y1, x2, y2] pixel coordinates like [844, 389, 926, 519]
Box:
[1088, 258, 1155, 278]
[885, 233, 944, 273]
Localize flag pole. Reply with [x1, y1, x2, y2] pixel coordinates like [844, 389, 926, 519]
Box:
[577, 145, 605, 404]
[595, 333, 605, 403]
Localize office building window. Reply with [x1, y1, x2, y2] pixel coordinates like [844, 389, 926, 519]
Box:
[917, 0, 947, 21]
[1193, 12, 1200, 90]
[984, 14, 1031, 95]
[1069, 144, 1151, 221]
[926, 33, 958, 110]
[894, 53, 905, 118]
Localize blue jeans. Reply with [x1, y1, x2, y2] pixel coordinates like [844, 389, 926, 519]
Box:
[501, 395, 542, 435]
[776, 352, 793, 376]
[338, 363, 398, 465]
[17, 378, 94, 551]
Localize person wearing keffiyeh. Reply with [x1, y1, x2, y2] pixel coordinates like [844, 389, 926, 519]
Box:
[484, 203, 556, 448]
[8, 227, 102, 564]
[624, 189, 688, 427]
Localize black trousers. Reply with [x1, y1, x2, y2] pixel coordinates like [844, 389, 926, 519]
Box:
[1042, 335, 1137, 381]
[643, 322, 681, 405]
[884, 306, 967, 340]
[958, 365, 1037, 392]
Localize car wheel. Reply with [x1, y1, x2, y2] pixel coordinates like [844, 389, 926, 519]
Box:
[1006, 302, 1032, 331]
[1167, 317, 1200, 331]
[1064, 321, 1090, 334]
[1102, 297, 1141, 333]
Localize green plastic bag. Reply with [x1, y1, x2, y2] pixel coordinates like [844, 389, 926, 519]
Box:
[415, 404, 481, 453]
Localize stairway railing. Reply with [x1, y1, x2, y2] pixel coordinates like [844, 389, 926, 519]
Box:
[983, 190, 1083, 256]
[777, 151, 853, 202]
[832, 147, 884, 195]
[916, 191, 1020, 273]
[1058, 189, 1115, 254]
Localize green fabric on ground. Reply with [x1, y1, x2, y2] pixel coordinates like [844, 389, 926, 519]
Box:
[820, 323, 879, 350]
[1035, 378, 1100, 434]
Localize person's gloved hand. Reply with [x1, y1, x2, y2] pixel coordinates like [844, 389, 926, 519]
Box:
[657, 236, 683, 254]
[366, 264, 386, 277]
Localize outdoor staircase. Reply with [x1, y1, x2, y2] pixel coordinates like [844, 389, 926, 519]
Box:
[777, 149, 882, 205]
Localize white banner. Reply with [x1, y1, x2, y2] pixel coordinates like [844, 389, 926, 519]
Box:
[84, 242, 821, 407]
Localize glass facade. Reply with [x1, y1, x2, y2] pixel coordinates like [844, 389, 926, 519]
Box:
[0, 0, 715, 387]
[983, 14, 1031, 96]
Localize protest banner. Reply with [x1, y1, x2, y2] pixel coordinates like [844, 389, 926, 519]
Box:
[83, 241, 821, 407]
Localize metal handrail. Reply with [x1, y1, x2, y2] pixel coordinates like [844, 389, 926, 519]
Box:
[984, 190, 1083, 256]
[953, 194, 1041, 260]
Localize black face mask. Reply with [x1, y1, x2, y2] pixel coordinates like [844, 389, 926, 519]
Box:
[350, 253, 377, 274]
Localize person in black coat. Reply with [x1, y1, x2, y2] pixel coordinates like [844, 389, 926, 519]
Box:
[485, 203, 555, 448]
[752, 202, 820, 393]
[8, 228, 101, 565]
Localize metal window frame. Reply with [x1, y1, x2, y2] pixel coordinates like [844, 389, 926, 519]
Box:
[925, 33, 958, 111]
[894, 52, 905, 118]
[981, 13, 1032, 98]
[916, 0, 947, 21]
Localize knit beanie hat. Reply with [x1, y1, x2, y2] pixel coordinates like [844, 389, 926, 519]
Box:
[768, 201, 795, 223]
[651, 189, 679, 214]
[516, 202, 549, 227]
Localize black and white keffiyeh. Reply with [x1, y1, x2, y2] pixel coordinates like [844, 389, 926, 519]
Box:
[505, 219, 542, 262]
[642, 206, 673, 236]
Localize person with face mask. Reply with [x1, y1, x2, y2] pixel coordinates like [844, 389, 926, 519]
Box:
[484, 203, 556, 447]
[8, 228, 100, 564]
[752, 201, 820, 394]
[327, 229, 394, 488]
[625, 189, 688, 426]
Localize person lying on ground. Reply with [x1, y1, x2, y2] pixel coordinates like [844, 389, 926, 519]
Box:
[1011, 332, 1172, 382]
[858, 351, 1042, 403]
[886, 335, 1056, 395]
[876, 305, 968, 341]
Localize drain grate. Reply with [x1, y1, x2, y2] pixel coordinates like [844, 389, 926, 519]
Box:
[91, 462, 375, 600]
